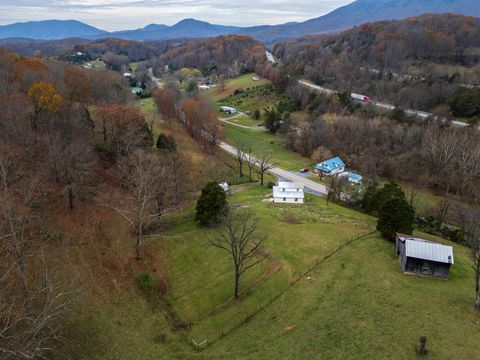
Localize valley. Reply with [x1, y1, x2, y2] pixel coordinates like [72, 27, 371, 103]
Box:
[2, 3, 480, 360]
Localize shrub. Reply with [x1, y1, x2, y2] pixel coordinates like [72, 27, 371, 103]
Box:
[137, 272, 160, 294]
[267, 181, 275, 189]
[156, 133, 177, 151]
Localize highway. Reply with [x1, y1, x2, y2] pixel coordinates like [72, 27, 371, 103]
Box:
[298, 79, 468, 126]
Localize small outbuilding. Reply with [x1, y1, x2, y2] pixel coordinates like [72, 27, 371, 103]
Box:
[218, 182, 229, 192]
[220, 106, 237, 114]
[395, 233, 454, 279]
[338, 171, 363, 184]
[272, 181, 304, 203]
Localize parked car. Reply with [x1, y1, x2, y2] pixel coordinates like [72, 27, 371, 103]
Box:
[300, 168, 310, 173]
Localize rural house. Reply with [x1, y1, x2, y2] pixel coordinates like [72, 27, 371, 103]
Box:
[395, 233, 454, 279]
[272, 181, 305, 203]
[315, 156, 346, 175]
[339, 172, 363, 184]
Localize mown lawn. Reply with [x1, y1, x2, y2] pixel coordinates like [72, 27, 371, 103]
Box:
[66, 184, 480, 359]
[224, 114, 264, 127]
[222, 123, 313, 171]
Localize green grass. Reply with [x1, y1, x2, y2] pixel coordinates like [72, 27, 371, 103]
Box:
[218, 84, 286, 114]
[129, 62, 139, 71]
[205, 73, 270, 102]
[156, 185, 376, 341]
[66, 184, 480, 359]
[224, 114, 264, 127]
[222, 123, 312, 171]
[135, 97, 157, 116]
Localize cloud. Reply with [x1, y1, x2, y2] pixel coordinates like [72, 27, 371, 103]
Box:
[0, 0, 354, 30]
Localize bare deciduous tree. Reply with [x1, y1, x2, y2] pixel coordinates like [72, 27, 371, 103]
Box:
[0, 149, 73, 359]
[255, 152, 276, 186]
[209, 208, 267, 299]
[113, 150, 170, 259]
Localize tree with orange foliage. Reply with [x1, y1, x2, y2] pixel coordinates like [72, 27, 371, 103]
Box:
[27, 82, 64, 131]
[154, 87, 180, 123]
[96, 104, 152, 156]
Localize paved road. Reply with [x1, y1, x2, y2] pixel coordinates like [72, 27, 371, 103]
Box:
[219, 142, 327, 195]
[298, 79, 469, 127]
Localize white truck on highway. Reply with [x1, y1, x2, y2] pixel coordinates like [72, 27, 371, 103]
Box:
[351, 93, 370, 102]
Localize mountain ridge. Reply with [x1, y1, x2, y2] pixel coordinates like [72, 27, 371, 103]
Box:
[1, 1, 480, 42]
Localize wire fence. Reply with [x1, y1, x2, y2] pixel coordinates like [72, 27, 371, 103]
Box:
[188, 230, 377, 350]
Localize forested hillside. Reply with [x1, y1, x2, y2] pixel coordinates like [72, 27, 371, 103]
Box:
[274, 14, 480, 112]
[0, 48, 226, 357]
[148, 35, 267, 76]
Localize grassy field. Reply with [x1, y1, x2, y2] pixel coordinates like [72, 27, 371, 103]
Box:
[66, 184, 480, 359]
[218, 84, 287, 115]
[221, 123, 313, 171]
[205, 73, 270, 102]
[135, 97, 157, 117]
[223, 114, 264, 127]
[67, 76, 480, 360]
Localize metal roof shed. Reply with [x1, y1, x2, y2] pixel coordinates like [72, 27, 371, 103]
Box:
[395, 233, 454, 279]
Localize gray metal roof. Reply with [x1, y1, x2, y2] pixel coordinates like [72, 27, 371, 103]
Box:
[398, 235, 454, 264]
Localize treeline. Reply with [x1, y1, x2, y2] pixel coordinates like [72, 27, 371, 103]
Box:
[0, 37, 188, 59]
[284, 114, 480, 205]
[273, 14, 480, 113]
[154, 85, 220, 154]
[148, 35, 267, 77]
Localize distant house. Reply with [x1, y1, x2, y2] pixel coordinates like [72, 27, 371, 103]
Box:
[218, 182, 229, 192]
[272, 181, 305, 204]
[315, 156, 346, 175]
[220, 106, 237, 114]
[395, 233, 454, 279]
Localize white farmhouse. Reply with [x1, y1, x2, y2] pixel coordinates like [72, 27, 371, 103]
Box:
[272, 182, 305, 204]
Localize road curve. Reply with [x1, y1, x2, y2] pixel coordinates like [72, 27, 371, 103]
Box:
[219, 142, 327, 195]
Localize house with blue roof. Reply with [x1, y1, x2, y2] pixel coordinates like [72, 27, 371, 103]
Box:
[346, 172, 363, 184]
[315, 156, 346, 175]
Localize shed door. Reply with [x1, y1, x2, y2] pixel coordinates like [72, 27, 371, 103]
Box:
[421, 262, 430, 275]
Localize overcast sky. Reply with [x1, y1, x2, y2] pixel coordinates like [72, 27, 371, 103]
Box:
[0, 0, 355, 31]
